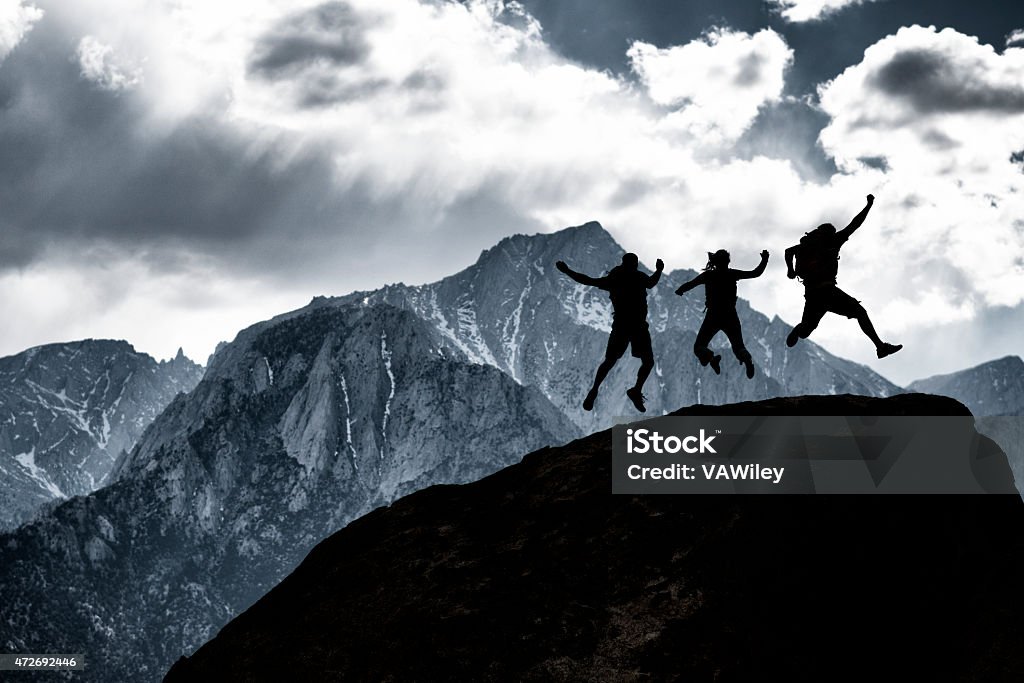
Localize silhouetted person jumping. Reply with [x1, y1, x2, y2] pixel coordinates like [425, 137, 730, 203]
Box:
[556, 253, 663, 412]
[784, 194, 902, 358]
[675, 249, 768, 379]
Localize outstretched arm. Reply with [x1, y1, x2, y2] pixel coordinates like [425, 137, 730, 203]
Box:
[556, 260, 606, 288]
[734, 250, 770, 280]
[785, 245, 798, 279]
[646, 258, 665, 288]
[674, 271, 706, 296]
[837, 194, 874, 241]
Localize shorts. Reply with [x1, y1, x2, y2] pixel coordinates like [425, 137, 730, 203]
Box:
[800, 284, 865, 329]
[606, 321, 653, 363]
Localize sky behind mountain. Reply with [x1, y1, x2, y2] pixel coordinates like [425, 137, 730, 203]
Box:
[0, 0, 1022, 384]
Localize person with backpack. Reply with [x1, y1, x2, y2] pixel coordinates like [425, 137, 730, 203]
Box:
[675, 249, 768, 379]
[556, 253, 663, 412]
[784, 194, 902, 358]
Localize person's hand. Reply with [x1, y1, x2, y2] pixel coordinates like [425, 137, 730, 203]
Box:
[655, 258, 664, 272]
[675, 285, 685, 296]
[787, 269, 796, 280]
[555, 260, 569, 273]
[866, 193, 875, 205]
[760, 250, 769, 260]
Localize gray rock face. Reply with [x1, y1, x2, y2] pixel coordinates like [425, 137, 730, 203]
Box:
[0, 223, 900, 682]
[907, 356, 1024, 417]
[0, 340, 202, 531]
[0, 305, 575, 681]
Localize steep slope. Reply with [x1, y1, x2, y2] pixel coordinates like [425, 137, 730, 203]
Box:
[907, 355, 1024, 417]
[331, 221, 900, 432]
[0, 340, 202, 531]
[166, 394, 1024, 683]
[0, 304, 575, 682]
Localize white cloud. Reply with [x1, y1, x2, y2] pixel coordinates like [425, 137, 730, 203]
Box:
[0, 244, 305, 365]
[1007, 29, 1024, 48]
[767, 0, 877, 23]
[76, 35, 142, 90]
[0, 0, 42, 62]
[627, 28, 793, 146]
[814, 25, 1024, 358]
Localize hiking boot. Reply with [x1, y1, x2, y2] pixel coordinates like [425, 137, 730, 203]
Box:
[626, 387, 646, 413]
[786, 329, 800, 348]
[742, 357, 755, 379]
[583, 388, 598, 411]
[709, 354, 722, 375]
[876, 342, 903, 359]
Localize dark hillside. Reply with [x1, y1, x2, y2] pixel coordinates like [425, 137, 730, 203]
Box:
[167, 394, 1024, 682]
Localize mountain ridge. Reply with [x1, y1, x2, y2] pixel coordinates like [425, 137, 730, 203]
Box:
[907, 355, 1024, 417]
[0, 339, 203, 531]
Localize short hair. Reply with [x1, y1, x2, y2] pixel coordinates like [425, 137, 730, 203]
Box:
[621, 253, 639, 268]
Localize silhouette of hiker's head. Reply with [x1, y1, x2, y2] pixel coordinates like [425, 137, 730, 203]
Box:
[705, 249, 730, 271]
[811, 223, 836, 236]
[621, 253, 639, 270]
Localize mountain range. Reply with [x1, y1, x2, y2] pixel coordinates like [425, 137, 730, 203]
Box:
[0, 340, 202, 531]
[0, 223, 1018, 681]
[907, 355, 1024, 417]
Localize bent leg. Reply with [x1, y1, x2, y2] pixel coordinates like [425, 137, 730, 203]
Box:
[827, 288, 884, 348]
[790, 291, 827, 344]
[856, 310, 884, 347]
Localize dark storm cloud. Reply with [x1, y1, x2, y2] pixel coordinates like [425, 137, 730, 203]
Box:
[0, 17, 348, 273]
[869, 48, 1024, 114]
[0, 16, 377, 280]
[0, 6, 532, 289]
[732, 98, 837, 181]
[248, 1, 371, 78]
[248, 2, 445, 109]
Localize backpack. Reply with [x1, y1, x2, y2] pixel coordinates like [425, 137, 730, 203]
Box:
[794, 228, 839, 282]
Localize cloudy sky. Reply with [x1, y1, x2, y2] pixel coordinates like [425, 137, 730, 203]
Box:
[0, 0, 1022, 385]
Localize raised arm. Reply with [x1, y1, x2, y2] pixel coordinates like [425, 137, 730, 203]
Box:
[785, 245, 798, 279]
[556, 260, 607, 288]
[674, 271, 706, 296]
[733, 250, 769, 280]
[646, 258, 665, 288]
[837, 194, 874, 242]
